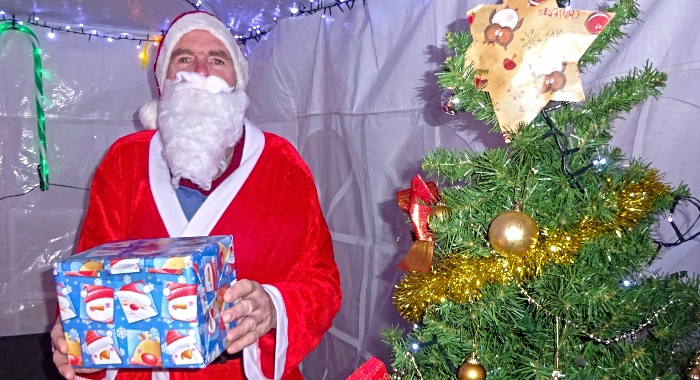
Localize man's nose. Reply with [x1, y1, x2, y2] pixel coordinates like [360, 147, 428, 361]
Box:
[193, 57, 210, 76]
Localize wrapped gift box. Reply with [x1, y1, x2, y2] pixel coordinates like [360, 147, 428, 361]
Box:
[54, 235, 237, 369]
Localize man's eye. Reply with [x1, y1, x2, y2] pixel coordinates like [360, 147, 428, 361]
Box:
[178, 57, 191, 63]
[213, 59, 224, 65]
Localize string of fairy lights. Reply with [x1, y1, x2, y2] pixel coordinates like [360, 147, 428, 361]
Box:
[183, 0, 364, 44]
[0, 0, 365, 49]
[0, 11, 161, 47]
[541, 102, 700, 250]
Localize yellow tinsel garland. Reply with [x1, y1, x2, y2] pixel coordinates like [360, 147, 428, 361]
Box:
[394, 170, 670, 322]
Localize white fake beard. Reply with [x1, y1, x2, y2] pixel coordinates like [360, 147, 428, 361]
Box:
[157, 73, 249, 191]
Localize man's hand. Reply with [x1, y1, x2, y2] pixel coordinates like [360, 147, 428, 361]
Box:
[51, 318, 100, 379]
[221, 279, 277, 354]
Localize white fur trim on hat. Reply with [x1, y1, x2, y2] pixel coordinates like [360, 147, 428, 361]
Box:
[139, 99, 159, 130]
[155, 12, 249, 93]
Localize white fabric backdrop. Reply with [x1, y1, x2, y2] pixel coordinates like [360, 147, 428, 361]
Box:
[0, 0, 699, 378]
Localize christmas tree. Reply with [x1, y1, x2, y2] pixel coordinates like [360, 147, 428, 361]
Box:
[384, 0, 700, 379]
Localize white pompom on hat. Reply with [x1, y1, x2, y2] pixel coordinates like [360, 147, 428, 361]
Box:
[139, 11, 249, 130]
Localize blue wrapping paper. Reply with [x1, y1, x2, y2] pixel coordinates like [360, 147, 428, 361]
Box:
[54, 235, 237, 369]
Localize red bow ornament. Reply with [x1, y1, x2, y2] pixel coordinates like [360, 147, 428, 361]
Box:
[346, 357, 390, 380]
[396, 175, 439, 272]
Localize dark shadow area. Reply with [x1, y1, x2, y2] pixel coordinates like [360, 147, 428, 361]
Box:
[0, 333, 63, 380]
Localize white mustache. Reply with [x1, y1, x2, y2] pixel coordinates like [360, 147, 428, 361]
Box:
[171, 71, 234, 94]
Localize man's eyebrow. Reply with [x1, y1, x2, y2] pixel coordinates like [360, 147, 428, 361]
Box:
[208, 50, 231, 60]
[171, 48, 194, 58]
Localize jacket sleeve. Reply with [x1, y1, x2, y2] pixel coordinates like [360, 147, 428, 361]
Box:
[77, 142, 129, 253]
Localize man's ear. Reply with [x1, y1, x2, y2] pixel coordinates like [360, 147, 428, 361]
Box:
[138, 100, 159, 130]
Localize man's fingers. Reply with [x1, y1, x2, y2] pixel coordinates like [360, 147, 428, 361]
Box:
[225, 315, 257, 342]
[221, 296, 259, 323]
[51, 321, 69, 354]
[223, 279, 255, 303]
[53, 348, 75, 380]
[226, 331, 259, 355]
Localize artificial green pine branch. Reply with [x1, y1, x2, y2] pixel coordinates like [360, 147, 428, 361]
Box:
[578, 0, 641, 70]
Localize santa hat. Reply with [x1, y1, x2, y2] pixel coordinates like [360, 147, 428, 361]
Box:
[115, 280, 153, 305]
[85, 330, 114, 353]
[139, 11, 249, 130]
[56, 283, 69, 297]
[81, 285, 114, 304]
[163, 282, 197, 302]
[166, 329, 197, 354]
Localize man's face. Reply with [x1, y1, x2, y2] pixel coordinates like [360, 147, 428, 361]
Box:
[166, 30, 237, 87]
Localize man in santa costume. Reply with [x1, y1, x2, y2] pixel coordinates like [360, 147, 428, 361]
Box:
[51, 10, 341, 380]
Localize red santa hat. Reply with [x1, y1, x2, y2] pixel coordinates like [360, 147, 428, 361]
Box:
[81, 285, 114, 304]
[139, 11, 249, 130]
[115, 280, 152, 305]
[166, 329, 197, 354]
[85, 330, 114, 353]
[163, 282, 197, 302]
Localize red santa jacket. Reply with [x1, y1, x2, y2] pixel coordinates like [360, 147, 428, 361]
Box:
[76, 123, 341, 380]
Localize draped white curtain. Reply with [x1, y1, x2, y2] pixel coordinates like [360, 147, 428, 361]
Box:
[0, 0, 699, 378]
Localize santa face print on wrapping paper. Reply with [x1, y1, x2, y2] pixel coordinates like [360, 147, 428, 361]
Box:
[81, 285, 114, 324]
[108, 258, 142, 275]
[166, 330, 204, 366]
[85, 330, 122, 365]
[115, 280, 158, 323]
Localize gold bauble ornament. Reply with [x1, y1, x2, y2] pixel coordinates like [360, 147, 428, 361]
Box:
[549, 370, 564, 380]
[457, 353, 486, 380]
[429, 204, 450, 221]
[488, 203, 539, 258]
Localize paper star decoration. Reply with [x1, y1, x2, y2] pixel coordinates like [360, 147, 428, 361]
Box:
[464, 0, 614, 133]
